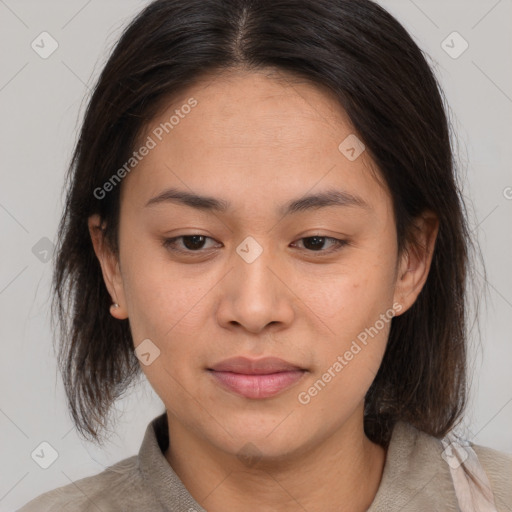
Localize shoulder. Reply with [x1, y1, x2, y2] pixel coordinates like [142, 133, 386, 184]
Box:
[370, 421, 512, 512]
[471, 442, 512, 508]
[17, 455, 161, 512]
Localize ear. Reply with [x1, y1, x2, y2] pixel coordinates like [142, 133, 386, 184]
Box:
[393, 210, 439, 315]
[88, 214, 128, 319]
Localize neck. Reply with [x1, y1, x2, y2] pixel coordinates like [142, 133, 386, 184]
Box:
[164, 407, 387, 512]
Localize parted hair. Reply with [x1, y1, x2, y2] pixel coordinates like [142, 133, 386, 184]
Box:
[53, 0, 474, 446]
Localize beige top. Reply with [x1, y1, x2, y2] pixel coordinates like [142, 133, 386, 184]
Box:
[18, 413, 512, 511]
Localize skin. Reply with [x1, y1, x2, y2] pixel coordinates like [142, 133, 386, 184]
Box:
[89, 67, 438, 512]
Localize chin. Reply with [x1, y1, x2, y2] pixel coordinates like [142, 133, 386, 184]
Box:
[207, 415, 316, 462]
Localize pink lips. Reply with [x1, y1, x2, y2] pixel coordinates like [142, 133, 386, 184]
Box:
[207, 356, 306, 399]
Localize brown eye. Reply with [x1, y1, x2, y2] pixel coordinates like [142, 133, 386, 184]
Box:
[291, 236, 347, 254]
[162, 235, 219, 253]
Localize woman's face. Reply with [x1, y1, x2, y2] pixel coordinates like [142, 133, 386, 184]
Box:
[90, 68, 434, 459]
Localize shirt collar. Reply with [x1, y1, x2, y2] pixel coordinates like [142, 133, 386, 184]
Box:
[138, 413, 455, 511]
[139, 412, 207, 511]
[367, 421, 456, 511]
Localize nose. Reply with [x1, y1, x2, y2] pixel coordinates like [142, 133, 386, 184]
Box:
[215, 239, 295, 334]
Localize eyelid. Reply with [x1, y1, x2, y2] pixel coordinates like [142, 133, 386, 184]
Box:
[162, 234, 220, 252]
[162, 234, 348, 256]
[290, 236, 348, 254]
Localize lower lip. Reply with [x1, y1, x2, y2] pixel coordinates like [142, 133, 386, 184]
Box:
[208, 370, 306, 399]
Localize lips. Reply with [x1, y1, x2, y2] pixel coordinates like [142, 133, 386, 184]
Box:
[207, 356, 307, 399]
[209, 356, 304, 374]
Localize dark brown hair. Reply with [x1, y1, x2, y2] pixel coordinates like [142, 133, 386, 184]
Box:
[53, 0, 473, 446]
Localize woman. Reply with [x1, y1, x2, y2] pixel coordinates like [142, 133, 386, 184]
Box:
[19, 0, 512, 510]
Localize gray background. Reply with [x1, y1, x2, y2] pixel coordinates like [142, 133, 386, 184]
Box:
[0, 0, 511, 510]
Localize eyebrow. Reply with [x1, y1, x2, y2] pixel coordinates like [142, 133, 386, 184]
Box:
[144, 186, 371, 215]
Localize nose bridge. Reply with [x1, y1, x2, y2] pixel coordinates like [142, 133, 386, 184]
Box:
[233, 234, 276, 296]
[220, 234, 291, 331]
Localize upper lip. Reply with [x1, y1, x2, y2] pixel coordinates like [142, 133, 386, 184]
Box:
[208, 356, 305, 375]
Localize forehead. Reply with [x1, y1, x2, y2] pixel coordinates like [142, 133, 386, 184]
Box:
[121, 68, 389, 213]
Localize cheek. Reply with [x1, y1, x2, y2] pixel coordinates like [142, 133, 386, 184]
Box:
[301, 255, 397, 391]
[119, 255, 207, 402]
[303, 258, 397, 333]
[298, 273, 394, 415]
[124, 269, 213, 346]
[117, 240, 201, 347]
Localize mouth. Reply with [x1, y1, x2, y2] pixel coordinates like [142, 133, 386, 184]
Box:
[207, 356, 307, 399]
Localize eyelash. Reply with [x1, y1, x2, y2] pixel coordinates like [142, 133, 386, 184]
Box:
[161, 235, 348, 256]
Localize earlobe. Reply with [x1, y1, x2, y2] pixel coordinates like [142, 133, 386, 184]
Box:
[393, 212, 439, 315]
[109, 302, 125, 319]
[88, 214, 128, 319]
